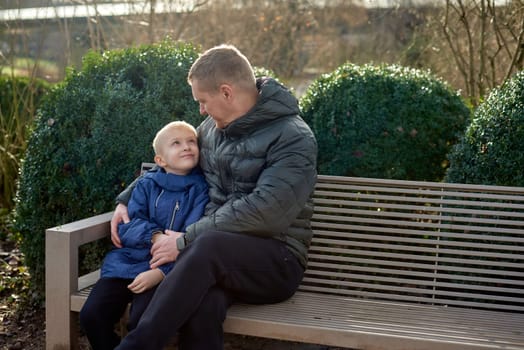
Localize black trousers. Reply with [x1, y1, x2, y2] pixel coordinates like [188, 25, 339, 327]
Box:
[115, 230, 305, 350]
[80, 277, 157, 350]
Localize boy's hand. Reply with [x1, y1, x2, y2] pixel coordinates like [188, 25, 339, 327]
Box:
[128, 269, 164, 294]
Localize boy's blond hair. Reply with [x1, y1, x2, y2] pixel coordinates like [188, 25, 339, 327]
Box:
[187, 44, 256, 93]
[152, 121, 197, 155]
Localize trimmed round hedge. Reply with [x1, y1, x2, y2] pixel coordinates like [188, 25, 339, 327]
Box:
[14, 41, 202, 293]
[445, 70, 524, 186]
[300, 63, 471, 181]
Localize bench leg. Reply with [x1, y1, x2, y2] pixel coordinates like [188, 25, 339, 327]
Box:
[46, 229, 78, 350]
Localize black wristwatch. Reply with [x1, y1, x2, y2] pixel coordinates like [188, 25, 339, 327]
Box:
[176, 234, 187, 250]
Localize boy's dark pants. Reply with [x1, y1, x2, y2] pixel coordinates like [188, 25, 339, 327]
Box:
[79, 277, 157, 350]
[116, 230, 305, 350]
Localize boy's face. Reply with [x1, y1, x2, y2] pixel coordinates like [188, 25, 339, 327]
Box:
[154, 127, 199, 175]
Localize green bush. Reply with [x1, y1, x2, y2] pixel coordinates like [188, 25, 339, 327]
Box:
[300, 63, 471, 181]
[13, 40, 202, 294]
[445, 70, 524, 186]
[0, 76, 50, 213]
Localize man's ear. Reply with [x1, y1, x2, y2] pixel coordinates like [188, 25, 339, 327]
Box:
[220, 84, 233, 100]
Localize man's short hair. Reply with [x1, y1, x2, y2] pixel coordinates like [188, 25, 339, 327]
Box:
[187, 44, 256, 92]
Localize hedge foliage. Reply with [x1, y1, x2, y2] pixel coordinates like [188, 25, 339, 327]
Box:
[300, 63, 471, 181]
[445, 70, 524, 186]
[13, 41, 202, 293]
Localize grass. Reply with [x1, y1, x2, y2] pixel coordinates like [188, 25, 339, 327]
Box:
[0, 57, 60, 81]
[0, 73, 51, 211]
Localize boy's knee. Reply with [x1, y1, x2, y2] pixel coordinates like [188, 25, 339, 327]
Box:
[79, 306, 95, 328]
[79, 300, 106, 328]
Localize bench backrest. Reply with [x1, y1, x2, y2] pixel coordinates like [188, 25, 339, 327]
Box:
[302, 175, 524, 313]
[141, 163, 524, 312]
[141, 162, 156, 173]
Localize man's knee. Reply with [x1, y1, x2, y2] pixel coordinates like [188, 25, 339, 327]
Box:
[178, 287, 230, 349]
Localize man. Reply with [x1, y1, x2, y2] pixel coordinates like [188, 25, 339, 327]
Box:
[111, 44, 317, 350]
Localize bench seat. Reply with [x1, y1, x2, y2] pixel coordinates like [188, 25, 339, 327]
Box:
[225, 292, 524, 350]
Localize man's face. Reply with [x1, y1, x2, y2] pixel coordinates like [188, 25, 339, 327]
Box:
[191, 79, 231, 128]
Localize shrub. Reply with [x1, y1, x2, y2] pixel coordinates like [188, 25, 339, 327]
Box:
[300, 63, 471, 181]
[445, 70, 524, 186]
[0, 76, 50, 213]
[13, 40, 202, 294]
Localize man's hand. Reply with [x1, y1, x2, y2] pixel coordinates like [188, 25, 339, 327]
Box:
[110, 203, 130, 248]
[150, 230, 182, 269]
[128, 269, 164, 294]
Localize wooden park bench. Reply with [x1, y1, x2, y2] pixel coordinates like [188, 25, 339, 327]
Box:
[45, 169, 524, 349]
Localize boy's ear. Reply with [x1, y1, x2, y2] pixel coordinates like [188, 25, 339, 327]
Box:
[154, 154, 166, 167]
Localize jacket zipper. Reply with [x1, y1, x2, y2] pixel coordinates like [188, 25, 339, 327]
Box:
[155, 190, 164, 208]
[168, 201, 180, 230]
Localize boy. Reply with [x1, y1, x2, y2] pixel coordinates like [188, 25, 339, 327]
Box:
[80, 121, 209, 350]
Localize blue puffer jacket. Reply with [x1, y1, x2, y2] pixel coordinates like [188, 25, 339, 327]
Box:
[102, 167, 209, 279]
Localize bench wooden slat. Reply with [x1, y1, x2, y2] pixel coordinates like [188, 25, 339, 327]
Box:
[308, 245, 523, 270]
[316, 205, 524, 223]
[316, 173, 524, 193]
[313, 226, 524, 244]
[305, 268, 523, 294]
[316, 195, 524, 214]
[301, 275, 523, 300]
[312, 241, 524, 268]
[315, 176, 524, 193]
[314, 212, 524, 234]
[308, 261, 524, 285]
[298, 285, 524, 312]
[313, 232, 524, 252]
[315, 204, 524, 227]
[307, 253, 524, 276]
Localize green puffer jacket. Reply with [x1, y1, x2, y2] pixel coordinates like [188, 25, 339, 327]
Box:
[184, 77, 318, 268]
